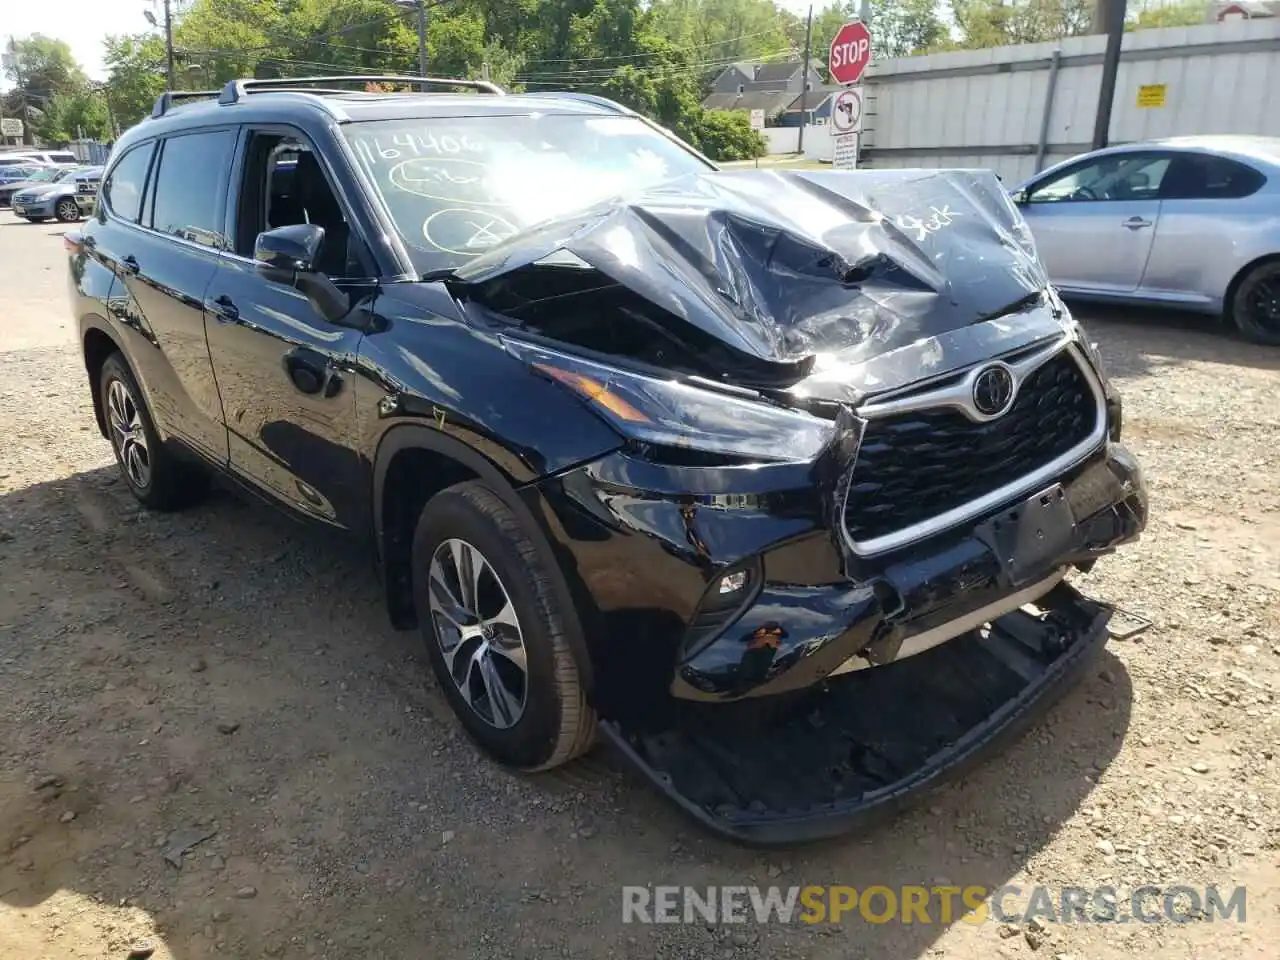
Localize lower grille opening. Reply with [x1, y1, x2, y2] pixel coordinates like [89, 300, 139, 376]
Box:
[844, 349, 1098, 547]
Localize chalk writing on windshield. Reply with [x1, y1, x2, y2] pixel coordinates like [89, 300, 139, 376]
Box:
[422, 207, 519, 256]
[388, 157, 496, 207]
[350, 132, 485, 168]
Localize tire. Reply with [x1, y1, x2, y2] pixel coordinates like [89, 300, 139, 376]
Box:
[24, 216, 49, 223]
[99, 353, 208, 511]
[411, 481, 596, 771]
[1228, 258, 1280, 346]
[54, 197, 81, 223]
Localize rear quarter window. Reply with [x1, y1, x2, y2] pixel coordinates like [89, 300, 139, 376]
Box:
[101, 144, 156, 222]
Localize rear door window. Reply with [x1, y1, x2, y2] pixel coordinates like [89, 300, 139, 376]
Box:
[1160, 154, 1265, 200]
[149, 129, 237, 248]
[100, 142, 156, 223]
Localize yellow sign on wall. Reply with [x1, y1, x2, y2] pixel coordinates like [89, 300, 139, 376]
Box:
[1137, 84, 1167, 108]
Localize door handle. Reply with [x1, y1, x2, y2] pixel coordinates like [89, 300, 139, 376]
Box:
[1122, 217, 1153, 230]
[206, 294, 240, 323]
[119, 254, 140, 275]
[283, 346, 342, 397]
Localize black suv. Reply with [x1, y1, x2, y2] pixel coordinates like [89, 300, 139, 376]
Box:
[68, 75, 1149, 844]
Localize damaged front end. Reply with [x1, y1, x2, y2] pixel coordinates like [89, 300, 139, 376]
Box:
[446, 167, 1149, 843]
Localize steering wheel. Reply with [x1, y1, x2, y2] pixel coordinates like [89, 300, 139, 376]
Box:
[1071, 185, 1098, 201]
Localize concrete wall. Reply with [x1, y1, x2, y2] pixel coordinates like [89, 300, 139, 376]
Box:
[859, 18, 1280, 184]
[761, 123, 839, 161]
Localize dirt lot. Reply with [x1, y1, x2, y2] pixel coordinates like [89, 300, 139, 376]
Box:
[1, 207, 1278, 960]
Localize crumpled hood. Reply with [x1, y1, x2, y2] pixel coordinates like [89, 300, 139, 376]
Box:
[454, 167, 1049, 369]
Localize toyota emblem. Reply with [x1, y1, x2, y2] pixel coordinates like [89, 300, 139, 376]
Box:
[972, 364, 1016, 417]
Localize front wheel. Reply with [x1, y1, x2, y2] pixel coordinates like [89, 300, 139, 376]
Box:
[54, 198, 81, 222]
[1229, 259, 1280, 346]
[411, 481, 596, 771]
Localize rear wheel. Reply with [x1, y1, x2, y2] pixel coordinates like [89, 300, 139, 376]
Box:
[411, 481, 596, 771]
[1229, 259, 1280, 346]
[99, 353, 208, 510]
[54, 197, 81, 222]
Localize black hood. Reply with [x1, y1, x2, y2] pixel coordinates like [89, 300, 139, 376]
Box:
[453, 167, 1050, 384]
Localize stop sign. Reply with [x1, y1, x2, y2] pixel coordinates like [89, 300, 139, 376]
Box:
[829, 21, 873, 86]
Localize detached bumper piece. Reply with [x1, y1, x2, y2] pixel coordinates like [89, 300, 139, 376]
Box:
[602, 581, 1114, 846]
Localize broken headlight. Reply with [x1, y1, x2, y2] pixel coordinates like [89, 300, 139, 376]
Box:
[505, 339, 837, 463]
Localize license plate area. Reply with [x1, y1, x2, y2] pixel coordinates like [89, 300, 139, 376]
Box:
[975, 484, 1076, 587]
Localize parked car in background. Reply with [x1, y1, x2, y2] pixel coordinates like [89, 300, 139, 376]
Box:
[0, 164, 77, 206]
[73, 166, 104, 215]
[0, 149, 77, 165]
[0, 164, 47, 196]
[12, 166, 102, 223]
[1011, 135, 1280, 345]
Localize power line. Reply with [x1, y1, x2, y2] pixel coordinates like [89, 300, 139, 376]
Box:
[514, 50, 794, 83]
[517, 28, 788, 66]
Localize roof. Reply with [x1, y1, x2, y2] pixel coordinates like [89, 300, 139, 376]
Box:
[111, 85, 635, 157]
[1215, 0, 1278, 15]
[782, 87, 842, 112]
[701, 90, 797, 114]
[752, 62, 805, 83]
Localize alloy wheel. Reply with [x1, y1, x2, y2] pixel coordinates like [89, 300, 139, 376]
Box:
[56, 198, 79, 222]
[1244, 267, 1280, 335]
[427, 538, 529, 729]
[106, 378, 151, 489]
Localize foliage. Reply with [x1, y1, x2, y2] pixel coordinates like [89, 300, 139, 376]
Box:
[813, 0, 945, 64]
[692, 108, 767, 160]
[101, 35, 169, 132]
[34, 89, 112, 142]
[944, 0, 1093, 49]
[1128, 0, 1209, 29]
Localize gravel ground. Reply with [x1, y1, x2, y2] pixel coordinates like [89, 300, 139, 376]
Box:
[1, 208, 1277, 960]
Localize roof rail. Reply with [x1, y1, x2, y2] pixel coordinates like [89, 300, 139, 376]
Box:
[218, 74, 505, 106]
[540, 92, 632, 115]
[151, 89, 222, 119]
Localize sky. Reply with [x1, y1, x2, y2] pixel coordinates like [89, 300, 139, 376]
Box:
[5, 0, 834, 87]
[5, 0, 158, 83]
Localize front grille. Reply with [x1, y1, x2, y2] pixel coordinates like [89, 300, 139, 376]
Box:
[843, 349, 1098, 548]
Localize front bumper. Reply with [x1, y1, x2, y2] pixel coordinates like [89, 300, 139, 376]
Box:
[530, 439, 1145, 719]
[603, 579, 1118, 844]
[11, 196, 57, 218]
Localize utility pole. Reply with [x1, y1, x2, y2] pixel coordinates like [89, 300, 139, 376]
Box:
[417, 0, 428, 77]
[1091, 0, 1127, 149]
[797, 4, 813, 155]
[164, 0, 175, 90]
[6, 36, 34, 145]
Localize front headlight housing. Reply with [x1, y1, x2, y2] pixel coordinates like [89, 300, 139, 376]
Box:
[504, 339, 837, 463]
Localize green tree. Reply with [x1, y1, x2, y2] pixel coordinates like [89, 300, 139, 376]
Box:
[3, 35, 89, 102]
[1128, 0, 1208, 29]
[34, 89, 112, 142]
[693, 108, 767, 160]
[811, 0, 945, 65]
[102, 34, 168, 130]
[947, 0, 1092, 48]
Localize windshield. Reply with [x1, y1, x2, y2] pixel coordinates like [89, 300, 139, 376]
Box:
[29, 168, 65, 182]
[343, 114, 711, 275]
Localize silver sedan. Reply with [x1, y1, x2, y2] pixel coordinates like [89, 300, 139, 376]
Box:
[1011, 135, 1280, 345]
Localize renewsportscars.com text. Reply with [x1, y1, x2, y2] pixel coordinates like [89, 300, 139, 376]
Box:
[621, 884, 1247, 926]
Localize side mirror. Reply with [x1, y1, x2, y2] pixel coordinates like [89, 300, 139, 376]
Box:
[254, 223, 351, 323]
[255, 223, 324, 273]
[1010, 188, 1030, 205]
